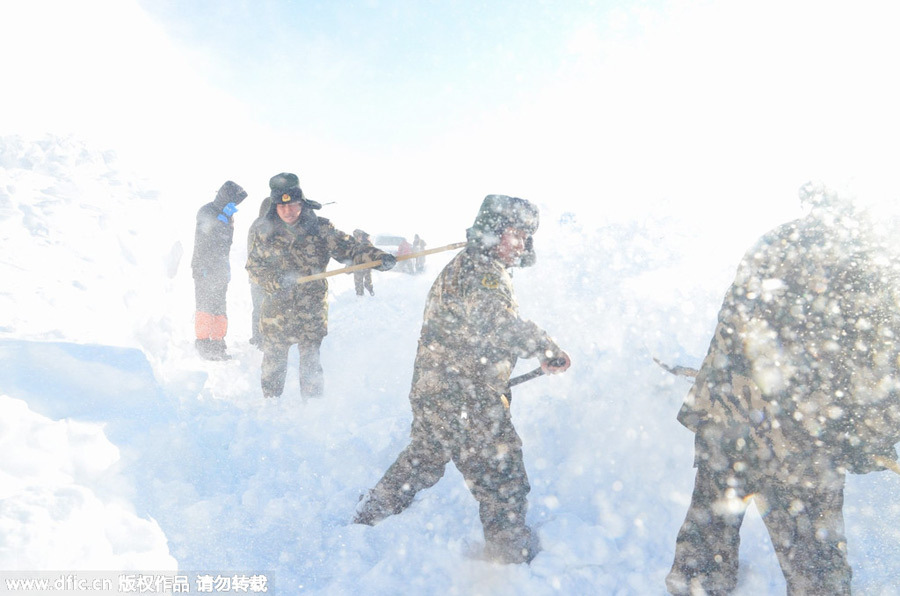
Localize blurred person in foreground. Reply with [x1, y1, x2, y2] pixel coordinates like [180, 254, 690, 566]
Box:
[191, 180, 247, 360]
[353, 194, 571, 565]
[667, 182, 900, 595]
[246, 183, 395, 399]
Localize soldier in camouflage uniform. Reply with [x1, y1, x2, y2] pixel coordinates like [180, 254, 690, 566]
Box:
[667, 183, 900, 595]
[352, 229, 375, 297]
[246, 185, 395, 399]
[249, 173, 303, 347]
[353, 194, 571, 565]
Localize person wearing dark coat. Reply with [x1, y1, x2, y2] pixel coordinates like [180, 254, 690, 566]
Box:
[191, 180, 247, 360]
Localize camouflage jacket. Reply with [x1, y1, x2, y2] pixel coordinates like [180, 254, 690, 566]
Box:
[409, 247, 562, 409]
[246, 213, 389, 343]
[678, 213, 900, 474]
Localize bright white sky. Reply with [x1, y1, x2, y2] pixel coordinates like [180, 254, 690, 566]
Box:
[3, 0, 900, 242]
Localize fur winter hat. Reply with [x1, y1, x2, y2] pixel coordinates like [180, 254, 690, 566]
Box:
[467, 195, 538, 240]
[268, 172, 322, 210]
[466, 194, 539, 266]
[269, 172, 300, 195]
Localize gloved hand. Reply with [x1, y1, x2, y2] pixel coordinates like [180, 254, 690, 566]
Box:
[217, 202, 238, 223]
[279, 271, 300, 286]
[541, 351, 571, 374]
[265, 272, 299, 299]
[376, 253, 397, 271]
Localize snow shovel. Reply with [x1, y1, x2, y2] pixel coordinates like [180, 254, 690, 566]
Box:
[292, 241, 467, 285]
[502, 357, 568, 407]
[509, 357, 569, 387]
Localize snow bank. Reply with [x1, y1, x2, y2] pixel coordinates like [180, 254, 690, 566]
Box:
[3, 133, 900, 594]
[0, 394, 176, 571]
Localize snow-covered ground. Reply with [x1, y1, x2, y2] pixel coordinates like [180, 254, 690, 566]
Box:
[2, 134, 900, 594]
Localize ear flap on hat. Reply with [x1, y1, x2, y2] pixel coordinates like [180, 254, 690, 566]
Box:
[519, 235, 536, 267]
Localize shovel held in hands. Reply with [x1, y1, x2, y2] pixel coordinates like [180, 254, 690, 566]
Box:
[509, 357, 569, 387]
[502, 357, 569, 408]
[292, 241, 467, 285]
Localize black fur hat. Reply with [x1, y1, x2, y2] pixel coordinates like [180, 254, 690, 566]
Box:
[268, 172, 322, 210]
[269, 172, 299, 194]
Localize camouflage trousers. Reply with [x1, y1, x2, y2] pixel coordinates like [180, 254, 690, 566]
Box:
[260, 338, 323, 398]
[249, 282, 264, 344]
[357, 392, 534, 562]
[667, 458, 851, 595]
[354, 270, 373, 296]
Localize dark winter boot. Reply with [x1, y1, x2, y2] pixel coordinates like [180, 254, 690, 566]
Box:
[352, 490, 398, 526]
[209, 339, 231, 360]
[196, 339, 230, 361]
[195, 339, 215, 360]
[484, 526, 541, 565]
